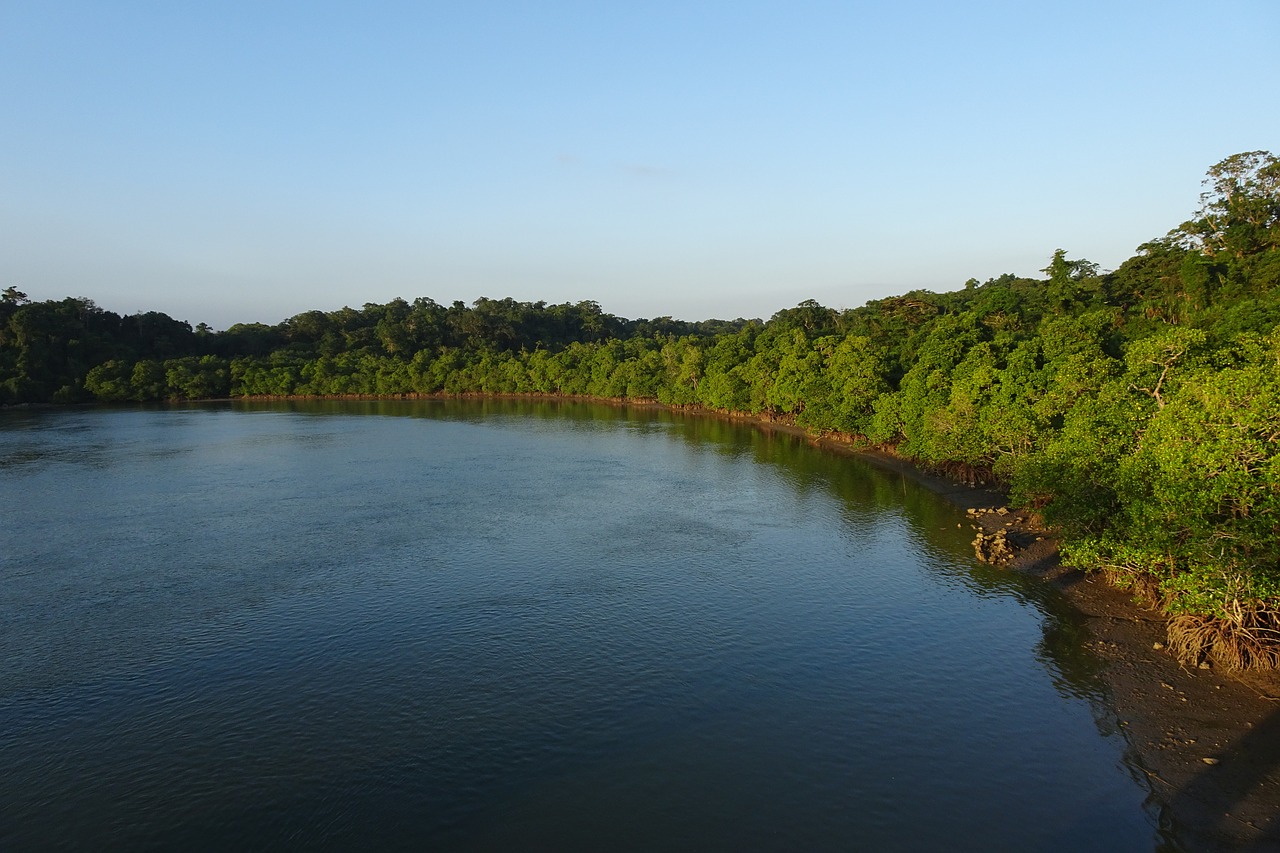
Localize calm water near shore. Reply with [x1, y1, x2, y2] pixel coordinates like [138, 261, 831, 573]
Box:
[1, 400, 1161, 850]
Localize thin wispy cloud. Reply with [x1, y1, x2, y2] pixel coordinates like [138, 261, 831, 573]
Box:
[619, 163, 671, 179]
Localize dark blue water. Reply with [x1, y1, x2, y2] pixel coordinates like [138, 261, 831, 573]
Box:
[0, 400, 1158, 850]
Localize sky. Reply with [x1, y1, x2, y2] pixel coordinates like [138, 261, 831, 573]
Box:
[2, 1, 1278, 330]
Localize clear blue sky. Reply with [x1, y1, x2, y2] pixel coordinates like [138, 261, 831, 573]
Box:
[3, 1, 1277, 329]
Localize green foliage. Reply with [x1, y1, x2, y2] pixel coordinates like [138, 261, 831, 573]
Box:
[165, 356, 230, 399]
[820, 334, 888, 434]
[130, 360, 167, 400]
[1042, 249, 1102, 311]
[1175, 150, 1280, 262]
[84, 360, 133, 402]
[887, 312, 987, 461]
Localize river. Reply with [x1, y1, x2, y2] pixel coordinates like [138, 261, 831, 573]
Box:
[0, 400, 1161, 850]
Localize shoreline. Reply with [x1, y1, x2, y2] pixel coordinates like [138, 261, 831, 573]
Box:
[787, 417, 1280, 850]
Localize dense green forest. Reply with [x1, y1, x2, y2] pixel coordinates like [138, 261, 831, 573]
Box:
[4, 151, 1279, 668]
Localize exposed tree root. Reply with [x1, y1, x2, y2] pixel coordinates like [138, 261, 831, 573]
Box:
[1067, 564, 1280, 673]
[1166, 609, 1280, 672]
[925, 459, 995, 488]
[1098, 568, 1164, 608]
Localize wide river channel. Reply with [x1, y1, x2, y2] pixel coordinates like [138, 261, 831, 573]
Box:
[1, 400, 1171, 850]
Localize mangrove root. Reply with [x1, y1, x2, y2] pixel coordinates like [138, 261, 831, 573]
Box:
[1165, 610, 1280, 673]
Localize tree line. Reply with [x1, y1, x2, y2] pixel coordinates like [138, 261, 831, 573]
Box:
[3, 151, 1278, 668]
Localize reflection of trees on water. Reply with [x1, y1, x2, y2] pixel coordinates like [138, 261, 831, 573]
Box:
[267, 400, 1115, 670]
[231, 396, 1249, 847]
[231, 397, 1116, 693]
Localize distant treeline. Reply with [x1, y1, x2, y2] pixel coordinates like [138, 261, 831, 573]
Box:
[4, 151, 1279, 667]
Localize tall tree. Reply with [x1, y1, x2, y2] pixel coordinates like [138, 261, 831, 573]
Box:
[1175, 150, 1280, 260]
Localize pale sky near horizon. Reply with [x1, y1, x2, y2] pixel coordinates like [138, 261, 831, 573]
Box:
[2, 1, 1277, 330]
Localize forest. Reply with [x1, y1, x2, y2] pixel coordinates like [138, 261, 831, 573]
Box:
[3, 151, 1278, 669]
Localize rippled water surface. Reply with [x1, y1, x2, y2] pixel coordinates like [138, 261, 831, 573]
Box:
[1, 400, 1158, 850]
